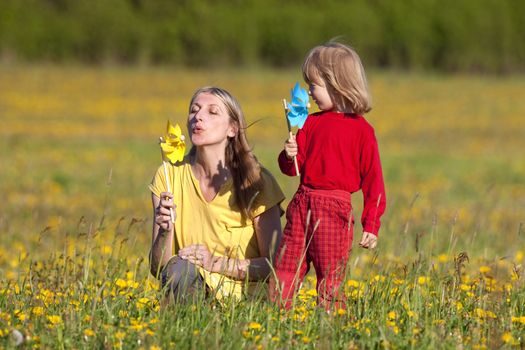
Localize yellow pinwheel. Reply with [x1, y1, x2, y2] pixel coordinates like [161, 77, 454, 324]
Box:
[160, 121, 186, 163]
[158, 121, 186, 223]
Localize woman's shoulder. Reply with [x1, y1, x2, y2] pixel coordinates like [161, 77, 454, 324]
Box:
[259, 166, 282, 187]
[252, 166, 285, 212]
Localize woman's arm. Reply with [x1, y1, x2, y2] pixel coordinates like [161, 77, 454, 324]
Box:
[149, 192, 175, 278]
[178, 204, 282, 281]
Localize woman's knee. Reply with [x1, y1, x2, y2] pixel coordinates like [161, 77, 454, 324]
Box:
[161, 257, 204, 301]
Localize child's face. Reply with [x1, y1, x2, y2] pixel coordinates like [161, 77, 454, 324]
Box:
[308, 80, 334, 111]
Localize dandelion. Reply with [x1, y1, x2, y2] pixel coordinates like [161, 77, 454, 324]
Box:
[437, 254, 449, 263]
[305, 289, 317, 297]
[511, 316, 525, 324]
[475, 308, 496, 319]
[417, 276, 428, 285]
[460, 284, 471, 292]
[479, 266, 491, 274]
[115, 331, 126, 340]
[501, 332, 518, 345]
[302, 336, 311, 343]
[47, 315, 62, 326]
[15, 310, 27, 322]
[115, 279, 127, 289]
[347, 279, 360, 288]
[83, 328, 95, 337]
[248, 322, 262, 330]
[456, 302, 463, 312]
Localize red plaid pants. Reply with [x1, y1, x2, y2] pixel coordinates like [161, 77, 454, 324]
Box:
[270, 186, 354, 309]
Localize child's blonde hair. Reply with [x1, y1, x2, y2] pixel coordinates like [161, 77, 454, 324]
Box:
[302, 42, 371, 114]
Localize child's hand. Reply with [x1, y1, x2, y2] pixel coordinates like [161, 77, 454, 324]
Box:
[359, 231, 377, 249]
[284, 134, 298, 159]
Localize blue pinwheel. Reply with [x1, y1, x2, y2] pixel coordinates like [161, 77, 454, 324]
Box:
[285, 82, 309, 129]
[282, 82, 309, 177]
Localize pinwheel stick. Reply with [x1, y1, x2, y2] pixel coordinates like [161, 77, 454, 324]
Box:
[283, 99, 300, 177]
[159, 137, 175, 224]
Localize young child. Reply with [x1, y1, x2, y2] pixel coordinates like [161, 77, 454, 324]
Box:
[270, 42, 386, 310]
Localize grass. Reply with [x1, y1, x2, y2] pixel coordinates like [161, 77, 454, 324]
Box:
[0, 64, 524, 349]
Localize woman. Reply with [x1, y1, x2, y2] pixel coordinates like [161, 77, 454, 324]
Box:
[149, 87, 284, 302]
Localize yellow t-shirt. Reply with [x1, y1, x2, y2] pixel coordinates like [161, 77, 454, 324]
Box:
[149, 157, 285, 300]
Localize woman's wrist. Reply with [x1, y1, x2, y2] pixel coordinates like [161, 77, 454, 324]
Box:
[208, 256, 249, 280]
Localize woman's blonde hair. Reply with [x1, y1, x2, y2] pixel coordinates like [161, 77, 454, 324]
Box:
[188, 87, 262, 220]
[302, 42, 371, 114]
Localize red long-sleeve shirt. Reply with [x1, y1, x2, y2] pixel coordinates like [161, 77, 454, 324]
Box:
[278, 111, 386, 235]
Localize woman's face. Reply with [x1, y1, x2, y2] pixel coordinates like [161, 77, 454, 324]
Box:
[188, 92, 237, 148]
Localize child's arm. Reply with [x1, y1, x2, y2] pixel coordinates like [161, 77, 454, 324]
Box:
[278, 123, 307, 176]
[359, 128, 387, 238]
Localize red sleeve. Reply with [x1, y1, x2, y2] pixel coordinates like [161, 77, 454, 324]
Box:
[360, 128, 386, 236]
[278, 150, 297, 176]
[277, 118, 308, 177]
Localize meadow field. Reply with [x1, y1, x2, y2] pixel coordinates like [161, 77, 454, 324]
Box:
[0, 65, 524, 349]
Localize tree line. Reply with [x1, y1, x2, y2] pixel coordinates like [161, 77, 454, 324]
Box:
[1, 0, 524, 73]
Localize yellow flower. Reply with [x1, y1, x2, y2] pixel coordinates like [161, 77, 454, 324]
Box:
[115, 331, 126, 340]
[437, 254, 449, 263]
[47, 315, 62, 326]
[15, 310, 27, 321]
[475, 308, 496, 319]
[387, 311, 397, 320]
[515, 251, 523, 263]
[479, 266, 491, 274]
[136, 297, 150, 309]
[150, 346, 162, 350]
[302, 336, 311, 343]
[305, 289, 317, 297]
[347, 279, 360, 288]
[193, 329, 200, 336]
[115, 279, 127, 288]
[84, 328, 95, 337]
[32, 307, 44, 316]
[248, 322, 262, 330]
[337, 308, 347, 316]
[460, 284, 471, 291]
[160, 121, 186, 163]
[501, 332, 517, 345]
[456, 302, 463, 312]
[511, 316, 525, 324]
[393, 278, 405, 285]
[417, 276, 428, 285]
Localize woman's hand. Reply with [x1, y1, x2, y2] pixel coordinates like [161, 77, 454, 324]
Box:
[284, 134, 298, 159]
[359, 231, 377, 249]
[178, 244, 219, 272]
[155, 192, 176, 231]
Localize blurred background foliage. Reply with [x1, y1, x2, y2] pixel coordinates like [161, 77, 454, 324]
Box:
[1, 0, 524, 73]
